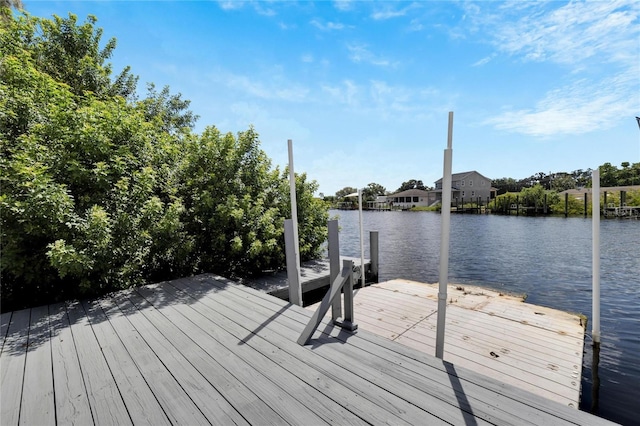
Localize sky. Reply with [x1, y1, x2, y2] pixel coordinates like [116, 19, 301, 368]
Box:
[24, 0, 640, 196]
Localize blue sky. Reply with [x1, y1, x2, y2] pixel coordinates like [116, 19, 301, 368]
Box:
[26, 1, 640, 196]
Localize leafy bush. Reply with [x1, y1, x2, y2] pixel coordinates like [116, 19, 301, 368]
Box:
[1, 10, 328, 311]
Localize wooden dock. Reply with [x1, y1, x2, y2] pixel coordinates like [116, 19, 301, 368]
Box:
[1, 274, 614, 425]
[309, 279, 587, 409]
[242, 256, 371, 300]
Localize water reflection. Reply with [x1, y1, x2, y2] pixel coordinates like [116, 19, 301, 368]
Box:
[331, 210, 640, 425]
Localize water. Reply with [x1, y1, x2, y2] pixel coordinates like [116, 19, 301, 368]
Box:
[330, 209, 640, 425]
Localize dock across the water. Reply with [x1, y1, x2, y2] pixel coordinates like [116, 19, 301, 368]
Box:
[309, 279, 586, 409]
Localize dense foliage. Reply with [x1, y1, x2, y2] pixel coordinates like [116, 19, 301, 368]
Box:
[492, 163, 640, 195]
[0, 10, 328, 311]
[492, 185, 640, 216]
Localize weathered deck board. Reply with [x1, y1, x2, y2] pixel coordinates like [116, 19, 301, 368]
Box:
[220, 274, 605, 426]
[20, 305, 55, 426]
[165, 280, 402, 426]
[171, 278, 449, 425]
[49, 303, 94, 425]
[65, 301, 132, 425]
[1, 312, 12, 351]
[126, 288, 299, 425]
[1, 309, 30, 425]
[135, 284, 346, 425]
[310, 278, 586, 409]
[82, 299, 172, 426]
[108, 294, 231, 426]
[0, 274, 615, 426]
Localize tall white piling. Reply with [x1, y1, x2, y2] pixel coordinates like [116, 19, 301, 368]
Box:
[287, 139, 302, 306]
[358, 188, 365, 288]
[592, 169, 601, 344]
[435, 112, 454, 359]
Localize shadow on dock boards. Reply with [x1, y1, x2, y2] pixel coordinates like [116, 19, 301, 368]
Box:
[445, 362, 478, 426]
[238, 303, 289, 346]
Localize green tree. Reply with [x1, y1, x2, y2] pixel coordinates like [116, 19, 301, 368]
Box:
[0, 25, 193, 309]
[31, 13, 138, 99]
[1, 10, 329, 311]
[551, 173, 575, 192]
[177, 126, 327, 277]
[362, 182, 386, 201]
[396, 179, 426, 192]
[139, 83, 199, 135]
[335, 186, 357, 199]
[491, 177, 520, 194]
[519, 185, 560, 212]
[1, 1, 22, 13]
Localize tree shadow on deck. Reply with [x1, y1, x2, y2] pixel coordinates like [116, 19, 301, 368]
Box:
[0, 273, 235, 357]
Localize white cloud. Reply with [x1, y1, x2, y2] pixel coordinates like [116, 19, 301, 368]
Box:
[346, 43, 395, 67]
[477, 1, 639, 68]
[371, 9, 406, 21]
[465, 0, 639, 136]
[310, 19, 346, 31]
[218, 1, 276, 16]
[486, 70, 638, 137]
[218, 1, 244, 11]
[333, 0, 353, 12]
[301, 54, 314, 63]
[253, 4, 276, 17]
[371, 3, 420, 21]
[321, 79, 446, 120]
[407, 18, 424, 32]
[472, 54, 494, 67]
[211, 70, 311, 103]
[322, 80, 359, 107]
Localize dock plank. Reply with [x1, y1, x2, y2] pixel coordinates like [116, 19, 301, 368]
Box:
[82, 300, 172, 426]
[122, 289, 281, 426]
[174, 277, 447, 426]
[178, 277, 503, 426]
[309, 279, 585, 409]
[134, 284, 331, 426]
[49, 303, 94, 426]
[103, 294, 218, 426]
[219, 274, 608, 425]
[162, 279, 388, 426]
[20, 305, 55, 425]
[203, 276, 579, 426]
[1, 312, 12, 351]
[0, 309, 30, 426]
[65, 301, 132, 426]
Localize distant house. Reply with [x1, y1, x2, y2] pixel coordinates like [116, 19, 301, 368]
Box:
[386, 188, 431, 209]
[432, 171, 494, 204]
[366, 195, 391, 210]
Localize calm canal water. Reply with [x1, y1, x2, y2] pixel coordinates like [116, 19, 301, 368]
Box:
[330, 209, 639, 425]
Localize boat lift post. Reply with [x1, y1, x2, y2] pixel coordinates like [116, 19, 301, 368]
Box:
[345, 189, 366, 288]
[435, 111, 454, 360]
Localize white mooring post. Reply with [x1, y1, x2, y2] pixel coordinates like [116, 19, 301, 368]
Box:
[328, 220, 342, 320]
[592, 169, 601, 344]
[287, 139, 302, 306]
[358, 188, 365, 288]
[435, 111, 454, 360]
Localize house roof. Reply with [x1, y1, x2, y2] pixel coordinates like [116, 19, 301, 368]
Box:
[387, 188, 430, 198]
[434, 170, 491, 184]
